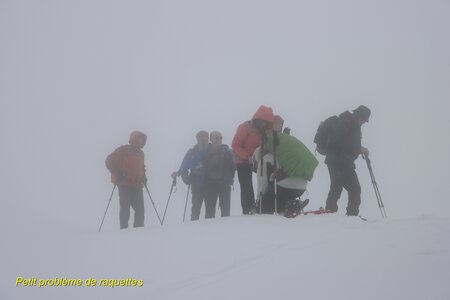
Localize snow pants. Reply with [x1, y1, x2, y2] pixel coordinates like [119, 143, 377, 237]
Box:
[260, 183, 304, 214]
[237, 163, 255, 214]
[190, 185, 206, 221]
[204, 180, 231, 218]
[325, 163, 361, 216]
[118, 186, 145, 229]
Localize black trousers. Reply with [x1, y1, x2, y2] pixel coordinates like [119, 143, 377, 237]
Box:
[190, 185, 206, 221]
[237, 163, 255, 214]
[204, 180, 231, 218]
[118, 186, 145, 229]
[260, 183, 304, 214]
[325, 163, 361, 216]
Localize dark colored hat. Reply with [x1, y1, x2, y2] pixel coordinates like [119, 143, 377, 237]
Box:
[353, 105, 371, 122]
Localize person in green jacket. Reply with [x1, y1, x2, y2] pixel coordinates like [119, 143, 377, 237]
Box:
[253, 124, 319, 215]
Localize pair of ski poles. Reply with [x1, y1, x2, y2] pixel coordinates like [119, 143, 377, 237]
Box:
[255, 131, 280, 215]
[98, 177, 178, 232]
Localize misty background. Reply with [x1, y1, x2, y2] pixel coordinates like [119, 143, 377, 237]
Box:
[1, 0, 449, 235]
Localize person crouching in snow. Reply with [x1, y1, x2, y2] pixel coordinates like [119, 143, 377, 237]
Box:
[252, 128, 319, 217]
[106, 131, 147, 229]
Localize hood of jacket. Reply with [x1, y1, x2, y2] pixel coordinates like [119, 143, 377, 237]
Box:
[252, 105, 275, 123]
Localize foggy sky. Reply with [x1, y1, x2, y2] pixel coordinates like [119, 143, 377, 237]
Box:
[1, 0, 449, 234]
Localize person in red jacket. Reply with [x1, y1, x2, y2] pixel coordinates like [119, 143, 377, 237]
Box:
[106, 131, 147, 229]
[232, 105, 274, 214]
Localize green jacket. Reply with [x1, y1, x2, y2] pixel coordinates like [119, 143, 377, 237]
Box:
[263, 133, 318, 181]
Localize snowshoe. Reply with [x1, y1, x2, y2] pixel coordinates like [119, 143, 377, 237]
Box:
[284, 198, 310, 218]
[248, 202, 259, 215]
[303, 207, 333, 215]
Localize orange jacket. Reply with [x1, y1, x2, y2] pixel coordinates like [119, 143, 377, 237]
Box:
[105, 131, 146, 188]
[232, 106, 274, 164]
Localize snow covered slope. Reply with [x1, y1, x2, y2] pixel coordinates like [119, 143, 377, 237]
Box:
[4, 214, 450, 300]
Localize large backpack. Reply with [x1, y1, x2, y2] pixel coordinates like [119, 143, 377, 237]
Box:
[204, 145, 234, 182]
[313, 115, 339, 155]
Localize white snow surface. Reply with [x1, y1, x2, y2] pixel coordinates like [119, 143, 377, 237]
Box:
[3, 214, 450, 300]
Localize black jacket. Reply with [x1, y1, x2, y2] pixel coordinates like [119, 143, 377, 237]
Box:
[325, 111, 362, 168]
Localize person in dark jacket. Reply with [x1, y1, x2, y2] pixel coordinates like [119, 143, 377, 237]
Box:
[325, 105, 371, 216]
[172, 130, 209, 221]
[203, 131, 236, 218]
[105, 131, 147, 229]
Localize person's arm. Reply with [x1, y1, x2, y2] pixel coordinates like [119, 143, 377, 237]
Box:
[173, 147, 208, 177]
[226, 146, 237, 173]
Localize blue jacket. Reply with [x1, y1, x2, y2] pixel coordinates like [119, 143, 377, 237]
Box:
[177, 145, 205, 187]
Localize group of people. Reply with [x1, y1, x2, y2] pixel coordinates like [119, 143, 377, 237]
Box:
[105, 104, 371, 229]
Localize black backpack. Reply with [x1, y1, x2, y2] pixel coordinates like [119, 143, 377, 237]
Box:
[204, 145, 234, 182]
[313, 115, 339, 155]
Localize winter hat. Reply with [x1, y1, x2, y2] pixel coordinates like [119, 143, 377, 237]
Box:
[129, 131, 147, 148]
[196, 130, 209, 141]
[353, 105, 371, 122]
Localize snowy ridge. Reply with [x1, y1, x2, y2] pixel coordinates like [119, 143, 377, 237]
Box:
[4, 214, 450, 300]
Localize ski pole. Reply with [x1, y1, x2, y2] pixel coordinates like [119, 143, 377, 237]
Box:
[161, 177, 177, 225]
[144, 183, 163, 225]
[273, 132, 280, 215]
[183, 184, 191, 222]
[363, 155, 387, 219]
[259, 137, 266, 214]
[98, 185, 116, 232]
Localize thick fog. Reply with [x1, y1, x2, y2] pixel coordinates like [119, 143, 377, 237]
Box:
[1, 0, 449, 235]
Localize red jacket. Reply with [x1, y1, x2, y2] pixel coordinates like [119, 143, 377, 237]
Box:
[105, 131, 146, 188]
[232, 106, 274, 165]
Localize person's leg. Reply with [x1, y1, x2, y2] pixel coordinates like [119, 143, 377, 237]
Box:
[343, 168, 362, 216]
[260, 181, 275, 214]
[118, 186, 131, 229]
[325, 164, 344, 213]
[218, 183, 231, 217]
[190, 185, 203, 221]
[204, 181, 218, 219]
[131, 188, 145, 227]
[237, 163, 255, 214]
[277, 186, 304, 213]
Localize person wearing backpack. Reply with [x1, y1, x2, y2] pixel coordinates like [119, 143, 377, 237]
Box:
[317, 105, 371, 216]
[232, 105, 274, 214]
[203, 131, 236, 218]
[171, 130, 209, 221]
[105, 131, 148, 229]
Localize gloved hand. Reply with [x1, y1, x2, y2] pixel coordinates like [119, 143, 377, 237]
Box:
[181, 174, 191, 185]
[361, 146, 369, 157]
[272, 168, 287, 181]
[141, 175, 148, 184]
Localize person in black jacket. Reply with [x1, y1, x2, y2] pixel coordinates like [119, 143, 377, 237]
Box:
[325, 105, 371, 216]
[203, 131, 236, 218]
